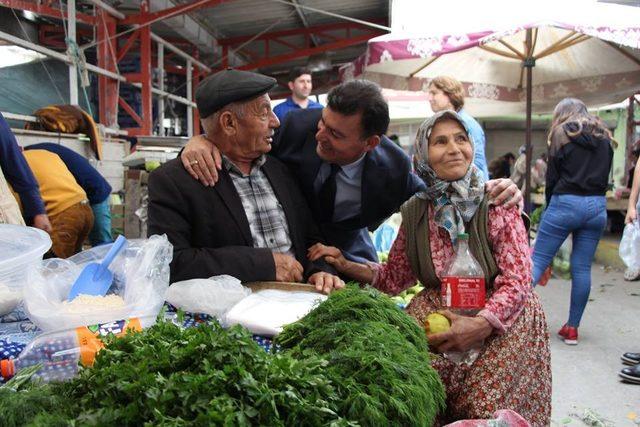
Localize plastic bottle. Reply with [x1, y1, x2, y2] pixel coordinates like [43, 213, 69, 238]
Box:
[440, 233, 486, 365]
[1, 315, 163, 383]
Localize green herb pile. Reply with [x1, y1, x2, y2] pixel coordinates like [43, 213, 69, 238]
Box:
[0, 286, 445, 426]
[277, 286, 446, 426]
[0, 320, 350, 426]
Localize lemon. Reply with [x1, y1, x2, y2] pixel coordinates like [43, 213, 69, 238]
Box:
[425, 313, 451, 334]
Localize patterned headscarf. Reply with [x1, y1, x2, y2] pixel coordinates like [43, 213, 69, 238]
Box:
[413, 110, 486, 242]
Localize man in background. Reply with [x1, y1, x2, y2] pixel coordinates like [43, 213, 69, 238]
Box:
[0, 113, 51, 231]
[273, 67, 323, 123]
[19, 149, 94, 258]
[25, 143, 112, 246]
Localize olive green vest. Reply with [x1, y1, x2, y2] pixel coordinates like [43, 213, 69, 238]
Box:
[399, 196, 499, 290]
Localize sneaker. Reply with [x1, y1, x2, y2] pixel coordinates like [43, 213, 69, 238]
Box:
[558, 324, 578, 345]
[622, 352, 640, 365]
[619, 364, 640, 384]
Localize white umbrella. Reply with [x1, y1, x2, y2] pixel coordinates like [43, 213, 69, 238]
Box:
[341, 0, 640, 209]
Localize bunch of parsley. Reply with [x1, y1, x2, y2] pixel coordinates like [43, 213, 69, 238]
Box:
[1, 320, 352, 426]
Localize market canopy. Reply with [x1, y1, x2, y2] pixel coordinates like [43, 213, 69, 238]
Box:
[341, 0, 640, 117]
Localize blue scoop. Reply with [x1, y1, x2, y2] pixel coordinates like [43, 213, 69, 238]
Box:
[67, 235, 128, 301]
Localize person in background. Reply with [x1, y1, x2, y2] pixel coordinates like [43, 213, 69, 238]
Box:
[532, 98, 615, 345]
[623, 145, 640, 281]
[272, 67, 323, 123]
[427, 76, 490, 180]
[307, 110, 551, 425]
[25, 143, 112, 246]
[0, 113, 51, 232]
[387, 134, 401, 147]
[488, 152, 515, 179]
[619, 352, 640, 384]
[19, 150, 94, 258]
[511, 146, 546, 194]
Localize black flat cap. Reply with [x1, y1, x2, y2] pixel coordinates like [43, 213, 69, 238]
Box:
[195, 68, 277, 118]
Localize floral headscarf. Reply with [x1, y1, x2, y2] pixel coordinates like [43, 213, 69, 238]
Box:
[413, 110, 486, 242]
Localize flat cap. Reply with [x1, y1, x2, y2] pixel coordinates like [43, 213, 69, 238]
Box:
[195, 68, 277, 118]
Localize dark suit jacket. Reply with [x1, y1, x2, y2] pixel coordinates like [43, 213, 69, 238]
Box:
[148, 156, 334, 284]
[272, 108, 426, 263]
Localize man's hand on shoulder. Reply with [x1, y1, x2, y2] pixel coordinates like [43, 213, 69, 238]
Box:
[308, 271, 345, 295]
[485, 178, 522, 209]
[180, 134, 221, 186]
[272, 252, 304, 282]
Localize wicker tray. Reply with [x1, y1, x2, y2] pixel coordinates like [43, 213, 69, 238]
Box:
[244, 281, 318, 293]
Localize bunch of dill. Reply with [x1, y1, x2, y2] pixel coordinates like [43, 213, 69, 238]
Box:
[277, 285, 446, 426]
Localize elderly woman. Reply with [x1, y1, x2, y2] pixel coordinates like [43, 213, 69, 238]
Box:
[308, 110, 551, 425]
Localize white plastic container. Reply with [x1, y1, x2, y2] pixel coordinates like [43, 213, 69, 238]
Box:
[0, 224, 51, 316]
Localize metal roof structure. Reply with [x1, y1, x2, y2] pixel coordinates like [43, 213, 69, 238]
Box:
[0, 0, 390, 136]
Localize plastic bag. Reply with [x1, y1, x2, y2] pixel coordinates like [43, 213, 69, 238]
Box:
[620, 222, 640, 271]
[165, 275, 251, 318]
[24, 235, 173, 331]
[224, 289, 326, 336]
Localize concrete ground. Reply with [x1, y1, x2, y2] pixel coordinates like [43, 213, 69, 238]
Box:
[536, 264, 640, 426]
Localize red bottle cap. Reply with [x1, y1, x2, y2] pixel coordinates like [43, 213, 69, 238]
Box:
[1, 359, 15, 379]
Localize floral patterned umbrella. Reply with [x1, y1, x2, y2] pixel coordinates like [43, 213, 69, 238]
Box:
[341, 0, 640, 209]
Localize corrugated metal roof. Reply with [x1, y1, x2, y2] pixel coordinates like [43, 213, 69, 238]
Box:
[143, 0, 388, 76]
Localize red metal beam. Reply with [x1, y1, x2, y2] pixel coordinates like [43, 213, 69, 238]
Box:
[38, 24, 92, 49]
[192, 48, 201, 135]
[97, 10, 118, 127]
[117, 30, 140, 63]
[138, 1, 153, 135]
[0, 0, 96, 25]
[118, 97, 144, 127]
[219, 19, 386, 46]
[238, 33, 382, 71]
[121, 0, 229, 26]
[271, 37, 301, 51]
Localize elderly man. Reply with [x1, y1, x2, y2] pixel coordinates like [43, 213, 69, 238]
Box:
[180, 80, 522, 264]
[148, 69, 343, 293]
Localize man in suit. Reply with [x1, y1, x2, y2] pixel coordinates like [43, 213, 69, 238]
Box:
[148, 69, 343, 293]
[180, 80, 521, 263]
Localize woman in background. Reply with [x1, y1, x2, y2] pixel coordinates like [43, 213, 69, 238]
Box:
[532, 98, 615, 345]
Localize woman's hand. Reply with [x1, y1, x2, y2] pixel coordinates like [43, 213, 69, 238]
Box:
[426, 310, 493, 353]
[307, 243, 348, 272]
[180, 134, 221, 186]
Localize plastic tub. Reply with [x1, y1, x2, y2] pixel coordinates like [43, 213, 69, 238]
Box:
[0, 224, 52, 315]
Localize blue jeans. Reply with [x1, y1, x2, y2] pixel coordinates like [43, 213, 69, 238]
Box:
[532, 194, 607, 327]
[89, 199, 113, 246]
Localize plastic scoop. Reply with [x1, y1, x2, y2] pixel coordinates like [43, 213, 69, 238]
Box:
[67, 235, 128, 301]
